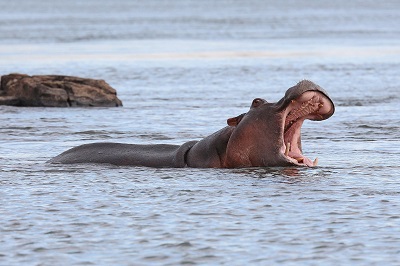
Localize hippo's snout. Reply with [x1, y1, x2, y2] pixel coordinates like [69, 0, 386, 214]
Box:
[281, 87, 335, 167]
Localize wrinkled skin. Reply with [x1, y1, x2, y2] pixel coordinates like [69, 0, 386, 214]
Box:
[49, 80, 335, 168]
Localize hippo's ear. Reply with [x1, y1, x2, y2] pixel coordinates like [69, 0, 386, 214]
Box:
[227, 113, 246, 126]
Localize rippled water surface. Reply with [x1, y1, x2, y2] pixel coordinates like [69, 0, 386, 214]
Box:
[1, 0, 400, 265]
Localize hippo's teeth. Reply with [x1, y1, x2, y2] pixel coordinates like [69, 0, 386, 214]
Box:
[319, 103, 324, 108]
[295, 157, 304, 163]
[285, 142, 291, 156]
[313, 158, 318, 166]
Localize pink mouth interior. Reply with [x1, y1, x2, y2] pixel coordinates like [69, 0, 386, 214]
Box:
[282, 91, 333, 167]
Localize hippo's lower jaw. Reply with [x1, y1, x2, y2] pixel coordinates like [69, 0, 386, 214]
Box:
[281, 90, 334, 167]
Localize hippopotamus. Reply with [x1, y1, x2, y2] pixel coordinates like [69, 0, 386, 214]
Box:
[49, 80, 335, 168]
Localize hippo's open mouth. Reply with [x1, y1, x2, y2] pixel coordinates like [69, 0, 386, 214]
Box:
[281, 91, 334, 167]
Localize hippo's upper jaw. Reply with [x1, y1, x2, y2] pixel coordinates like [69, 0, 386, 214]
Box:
[280, 86, 335, 167]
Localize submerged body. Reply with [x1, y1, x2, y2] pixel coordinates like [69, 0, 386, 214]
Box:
[49, 80, 335, 168]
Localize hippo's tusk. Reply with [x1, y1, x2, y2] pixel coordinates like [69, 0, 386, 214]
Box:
[313, 158, 318, 167]
[295, 157, 304, 163]
[285, 142, 291, 156]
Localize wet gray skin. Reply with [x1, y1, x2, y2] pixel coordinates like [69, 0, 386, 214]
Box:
[49, 80, 335, 168]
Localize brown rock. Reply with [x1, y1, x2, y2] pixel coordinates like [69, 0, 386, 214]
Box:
[0, 73, 123, 107]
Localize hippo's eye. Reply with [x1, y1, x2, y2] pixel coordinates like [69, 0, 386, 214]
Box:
[252, 98, 264, 107]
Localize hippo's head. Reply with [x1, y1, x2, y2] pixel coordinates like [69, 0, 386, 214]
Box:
[224, 80, 335, 167]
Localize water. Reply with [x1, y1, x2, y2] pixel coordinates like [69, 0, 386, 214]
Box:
[1, 0, 400, 265]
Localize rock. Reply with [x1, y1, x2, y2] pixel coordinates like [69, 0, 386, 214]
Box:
[0, 73, 123, 107]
